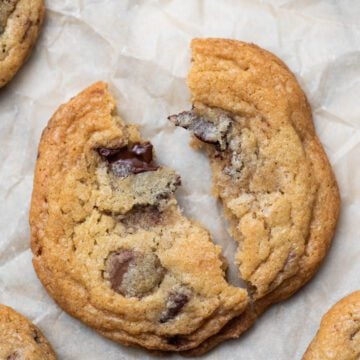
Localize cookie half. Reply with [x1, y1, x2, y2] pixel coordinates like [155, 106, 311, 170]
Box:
[169, 38, 340, 355]
[30, 82, 249, 352]
[0, 304, 56, 359]
[303, 291, 360, 360]
[0, 0, 45, 88]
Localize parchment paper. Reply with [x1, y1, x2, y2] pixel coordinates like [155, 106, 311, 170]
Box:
[0, 0, 360, 359]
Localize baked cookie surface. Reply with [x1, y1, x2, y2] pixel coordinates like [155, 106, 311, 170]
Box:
[30, 82, 249, 352]
[303, 291, 360, 360]
[0, 0, 44, 88]
[169, 38, 340, 355]
[0, 304, 56, 360]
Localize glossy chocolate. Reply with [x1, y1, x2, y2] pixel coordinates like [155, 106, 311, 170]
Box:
[98, 142, 158, 177]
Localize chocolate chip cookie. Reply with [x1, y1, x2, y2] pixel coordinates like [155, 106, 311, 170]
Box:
[303, 291, 360, 360]
[169, 38, 340, 355]
[30, 82, 249, 352]
[0, 304, 56, 359]
[0, 0, 45, 88]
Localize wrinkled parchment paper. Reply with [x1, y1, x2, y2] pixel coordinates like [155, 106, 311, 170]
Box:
[1, 0, 360, 359]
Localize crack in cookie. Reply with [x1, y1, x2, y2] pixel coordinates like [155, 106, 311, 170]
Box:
[29, 40, 339, 355]
[170, 102, 318, 300]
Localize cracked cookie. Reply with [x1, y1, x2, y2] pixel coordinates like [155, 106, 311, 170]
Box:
[30, 82, 249, 352]
[303, 291, 360, 360]
[0, 0, 44, 88]
[0, 304, 56, 359]
[168, 38, 340, 355]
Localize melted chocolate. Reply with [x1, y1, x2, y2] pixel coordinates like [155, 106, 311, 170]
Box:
[98, 142, 158, 177]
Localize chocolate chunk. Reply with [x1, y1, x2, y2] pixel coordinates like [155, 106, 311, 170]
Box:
[105, 250, 134, 292]
[160, 287, 191, 323]
[104, 249, 165, 298]
[168, 110, 231, 150]
[98, 142, 159, 177]
[166, 335, 188, 347]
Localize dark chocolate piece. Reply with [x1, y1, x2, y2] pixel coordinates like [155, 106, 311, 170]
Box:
[105, 250, 134, 292]
[168, 110, 231, 150]
[98, 142, 158, 177]
[160, 288, 190, 323]
[166, 335, 188, 347]
[104, 249, 165, 298]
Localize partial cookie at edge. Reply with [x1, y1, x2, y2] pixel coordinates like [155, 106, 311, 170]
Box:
[0, 0, 45, 88]
[303, 291, 360, 360]
[0, 304, 56, 360]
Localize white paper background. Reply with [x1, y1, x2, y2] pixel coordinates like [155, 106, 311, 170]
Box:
[1, 0, 360, 359]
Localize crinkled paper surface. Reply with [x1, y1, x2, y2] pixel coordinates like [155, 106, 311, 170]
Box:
[0, 0, 360, 359]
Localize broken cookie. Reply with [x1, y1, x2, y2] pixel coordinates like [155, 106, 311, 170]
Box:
[0, 304, 56, 359]
[30, 82, 249, 352]
[168, 38, 340, 355]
